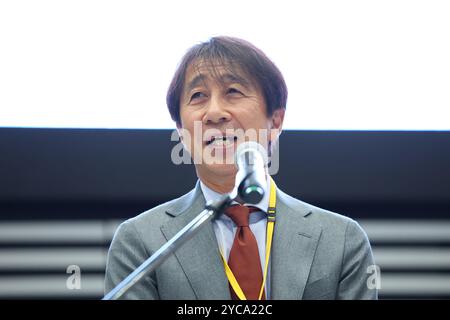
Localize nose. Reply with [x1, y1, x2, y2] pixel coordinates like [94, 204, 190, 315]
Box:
[202, 96, 231, 125]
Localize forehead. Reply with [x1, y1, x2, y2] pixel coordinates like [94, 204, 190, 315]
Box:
[183, 59, 255, 91]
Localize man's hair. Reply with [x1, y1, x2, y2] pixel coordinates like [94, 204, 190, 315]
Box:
[166, 36, 288, 125]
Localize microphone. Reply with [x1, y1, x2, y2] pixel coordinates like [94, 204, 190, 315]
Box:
[233, 141, 268, 204]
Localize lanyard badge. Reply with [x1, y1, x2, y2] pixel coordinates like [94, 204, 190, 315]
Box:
[220, 176, 277, 300]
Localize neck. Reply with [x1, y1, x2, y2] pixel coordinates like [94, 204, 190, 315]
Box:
[197, 172, 235, 194]
[196, 169, 270, 195]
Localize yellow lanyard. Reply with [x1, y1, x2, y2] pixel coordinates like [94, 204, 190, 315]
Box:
[220, 177, 277, 300]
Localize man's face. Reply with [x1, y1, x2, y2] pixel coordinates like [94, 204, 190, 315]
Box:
[178, 60, 284, 181]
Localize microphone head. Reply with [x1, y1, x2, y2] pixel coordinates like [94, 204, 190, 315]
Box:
[234, 141, 268, 204]
[235, 141, 269, 168]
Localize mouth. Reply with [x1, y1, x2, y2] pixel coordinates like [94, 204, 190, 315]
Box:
[205, 135, 238, 147]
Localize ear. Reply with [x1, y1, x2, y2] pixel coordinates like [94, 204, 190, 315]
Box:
[269, 108, 285, 142]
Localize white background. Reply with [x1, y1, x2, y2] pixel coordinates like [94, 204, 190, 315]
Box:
[0, 0, 449, 130]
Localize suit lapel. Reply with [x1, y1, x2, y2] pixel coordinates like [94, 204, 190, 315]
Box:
[270, 189, 322, 299]
[160, 182, 231, 300]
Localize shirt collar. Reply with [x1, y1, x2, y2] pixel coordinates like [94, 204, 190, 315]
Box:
[199, 177, 270, 213]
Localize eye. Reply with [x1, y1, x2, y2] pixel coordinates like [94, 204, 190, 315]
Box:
[227, 87, 243, 95]
[190, 92, 206, 102]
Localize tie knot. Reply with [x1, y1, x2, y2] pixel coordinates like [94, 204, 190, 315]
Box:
[225, 205, 258, 227]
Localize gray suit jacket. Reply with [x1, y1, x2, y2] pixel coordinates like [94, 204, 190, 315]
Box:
[105, 182, 378, 299]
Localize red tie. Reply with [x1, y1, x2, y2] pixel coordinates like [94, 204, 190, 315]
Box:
[225, 204, 265, 300]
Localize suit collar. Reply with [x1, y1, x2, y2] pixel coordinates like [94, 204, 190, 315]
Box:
[270, 189, 322, 299]
[161, 181, 321, 300]
[164, 180, 203, 217]
[161, 181, 231, 299]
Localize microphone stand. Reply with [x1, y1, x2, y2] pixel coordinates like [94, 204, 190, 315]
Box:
[102, 194, 232, 300]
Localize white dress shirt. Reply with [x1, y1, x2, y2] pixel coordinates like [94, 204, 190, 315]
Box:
[200, 178, 272, 298]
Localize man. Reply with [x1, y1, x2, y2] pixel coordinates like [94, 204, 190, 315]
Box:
[105, 36, 378, 300]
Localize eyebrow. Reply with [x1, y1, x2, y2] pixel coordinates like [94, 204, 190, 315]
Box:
[185, 73, 250, 93]
[186, 74, 206, 93]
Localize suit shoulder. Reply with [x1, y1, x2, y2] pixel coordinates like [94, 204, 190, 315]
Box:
[278, 189, 370, 248]
[121, 189, 196, 232]
[278, 189, 356, 229]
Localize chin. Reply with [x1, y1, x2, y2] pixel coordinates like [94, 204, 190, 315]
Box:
[205, 163, 237, 177]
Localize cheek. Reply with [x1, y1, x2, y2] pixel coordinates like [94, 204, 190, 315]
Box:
[181, 107, 204, 126]
[180, 113, 196, 134]
[232, 108, 271, 147]
[179, 108, 189, 125]
[235, 98, 268, 127]
[179, 122, 203, 156]
[237, 110, 270, 131]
